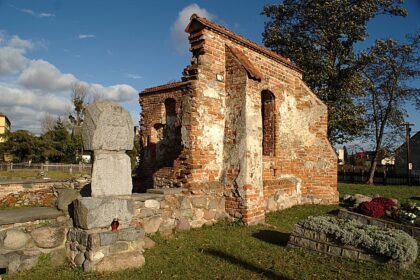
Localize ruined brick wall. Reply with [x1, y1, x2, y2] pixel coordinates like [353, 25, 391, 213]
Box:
[138, 87, 185, 188]
[139, 15, 338, 224]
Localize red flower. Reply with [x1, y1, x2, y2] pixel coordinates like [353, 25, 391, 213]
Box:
[371, 197, 396, 210]
[358, 201, 385, 218]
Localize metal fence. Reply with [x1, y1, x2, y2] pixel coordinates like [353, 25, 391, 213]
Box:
[338, 170, 420, 186]
[0, 163, 92, 174]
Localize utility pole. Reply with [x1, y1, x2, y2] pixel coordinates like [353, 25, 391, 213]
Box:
[401, 122, 414, 185]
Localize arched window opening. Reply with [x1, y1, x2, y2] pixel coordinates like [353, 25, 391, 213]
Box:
[164, 98, 176, 127]
[261, 90, 275, 156]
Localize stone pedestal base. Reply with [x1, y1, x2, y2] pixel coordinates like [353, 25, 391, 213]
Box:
[67, 227, 145, 272]
[91, 151, 133, 197]
[73, 197, 133, 230]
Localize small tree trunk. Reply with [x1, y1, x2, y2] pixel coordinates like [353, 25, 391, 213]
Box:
[367, 153, 378, 185]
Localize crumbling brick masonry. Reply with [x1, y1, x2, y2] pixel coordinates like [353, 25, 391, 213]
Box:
[138, 14, 338, 224]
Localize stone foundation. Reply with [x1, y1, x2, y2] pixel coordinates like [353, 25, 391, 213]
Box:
[287, 224, 389, 264]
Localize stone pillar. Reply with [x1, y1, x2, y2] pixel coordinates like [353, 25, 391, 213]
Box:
[81, 101, 134, 197]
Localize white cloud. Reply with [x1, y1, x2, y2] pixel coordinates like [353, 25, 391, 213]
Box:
[90, 83, 137, 103]
[171, 4, 214, 53]
[12, 6, 56, 18]
[127, 73, 143, 80]
[78, 34, 96, 39]
[0, 47, 28, 75]
[8, 35, 34, 50]
[0, 31, 139, 135]
[17, 59, 77, 92]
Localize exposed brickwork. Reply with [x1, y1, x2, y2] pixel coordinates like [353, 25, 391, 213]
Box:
[138, 14, 338, 224]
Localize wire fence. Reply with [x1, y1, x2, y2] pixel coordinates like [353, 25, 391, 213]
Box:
[0, 163, 92, 174]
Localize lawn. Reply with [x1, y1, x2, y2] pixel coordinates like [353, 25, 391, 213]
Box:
[6, 183, 420, 280]
[0, 170, 88, 180]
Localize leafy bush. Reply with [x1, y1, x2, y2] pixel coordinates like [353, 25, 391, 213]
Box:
[358, 201, 385, 218]
[371, 197, 396, 209]
[299, 216, 418, 263]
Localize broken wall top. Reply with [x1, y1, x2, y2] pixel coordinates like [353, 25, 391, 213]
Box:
[82, 101, 134, 151]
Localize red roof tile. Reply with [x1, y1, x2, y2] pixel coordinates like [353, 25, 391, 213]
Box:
[140, 81, 190, 95]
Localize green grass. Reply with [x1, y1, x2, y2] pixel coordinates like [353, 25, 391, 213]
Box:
[0, 170, 88, 180]
[5, 184, 420, 280]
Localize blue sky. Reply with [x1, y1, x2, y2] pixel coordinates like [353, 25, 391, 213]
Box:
[0, 0, 419, 144]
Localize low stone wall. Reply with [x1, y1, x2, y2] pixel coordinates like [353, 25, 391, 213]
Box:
[287, 224, 387, 264]
[338, 208, 420, 238]
[130, 189, 226, 235]
[0, 179, 89, 208]
[263, 178, 302, 212]
[0, 207, 70, 274]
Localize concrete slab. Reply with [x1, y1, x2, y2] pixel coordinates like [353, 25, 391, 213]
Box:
[0, 207, 64, 225]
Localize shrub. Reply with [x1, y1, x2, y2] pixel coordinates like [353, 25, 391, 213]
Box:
[299, 216, 418, 263]
[358, 201, 385, 218]
[371, 197, 397, 209]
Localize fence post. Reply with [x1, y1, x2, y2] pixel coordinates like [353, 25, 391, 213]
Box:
[70, 164, 73, 174]
[383, 170, 387, 185]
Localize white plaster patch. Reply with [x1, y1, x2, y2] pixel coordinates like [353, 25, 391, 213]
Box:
[203, 88, 220, 99]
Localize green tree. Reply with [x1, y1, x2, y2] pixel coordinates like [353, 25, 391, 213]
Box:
[359, 35, 419, 184]
[0, 130, 45, 162]
[262, 0, 407, 144]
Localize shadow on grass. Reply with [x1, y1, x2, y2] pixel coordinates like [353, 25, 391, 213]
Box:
[410, 196, 420, 200]
[252, 230, 290, 247]
[204, 248, 290, 280]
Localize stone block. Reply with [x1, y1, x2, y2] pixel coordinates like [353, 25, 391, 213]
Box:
[109, 242, 129, 254]
[74, 252, 86, 266]
[142, 217, 162, 234]
[94, 251, 145, 272]
[91, 151, 133, 197]
[191, 197, 207, 208]
[328, 245, 342, 256]
[176, 217, 191, 231]
[82, 101, 134, 151]
[57, 189, 81, 211]
[342, 248, 359, 259]
[143, 237, 156, 249]
[30, 226, 66, 249]
[73, 197, 133, 229]
[99, 232, 118, 246]
[144, 199, 160, 209]
[118, 228, 145, 241]
[85, 250, 105, 262]
[2, 229, 30, 250]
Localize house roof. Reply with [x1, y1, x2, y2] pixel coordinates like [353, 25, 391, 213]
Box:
[395, 131, 420, 152]
[0, 112, 10, 126]
[140, 81, 190, 95]
[185, 14, 302, 74]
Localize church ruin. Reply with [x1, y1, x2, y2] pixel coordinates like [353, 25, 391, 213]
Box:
[138, 14, 338, 224]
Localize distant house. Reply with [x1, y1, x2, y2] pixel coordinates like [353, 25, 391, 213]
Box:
[395, 131, 420, 175]
[0, 112, 11, 143]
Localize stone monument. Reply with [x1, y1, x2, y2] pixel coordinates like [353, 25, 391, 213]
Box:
[82, 101, 134, 197]
[68, 101, 145, 272]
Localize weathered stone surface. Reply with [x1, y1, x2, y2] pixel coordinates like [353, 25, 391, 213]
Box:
[118, 228, 145, 241]
[95, 251, 145, 272]
[0, 207, 63, 225]
[82, 101, 134, 151]
[3, 229, 30, 250]
[143, 237, 156, 249]
[73, 197, 133, 229]
[91, 151, 133, 197]
[99, 232, 118, 246]
[142, 217, 162, 234]
[74, 252, 86, 266]
[176, 217, 191, 231]
[85, 250, 105, 262]
[57, 189, 80, 211]
[144, 199, 160, 209]
[50, 248, 67, 267]
[31, 226, 65, 248]
[191, 197, 207, 208]
[109, 242, 129, 254]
